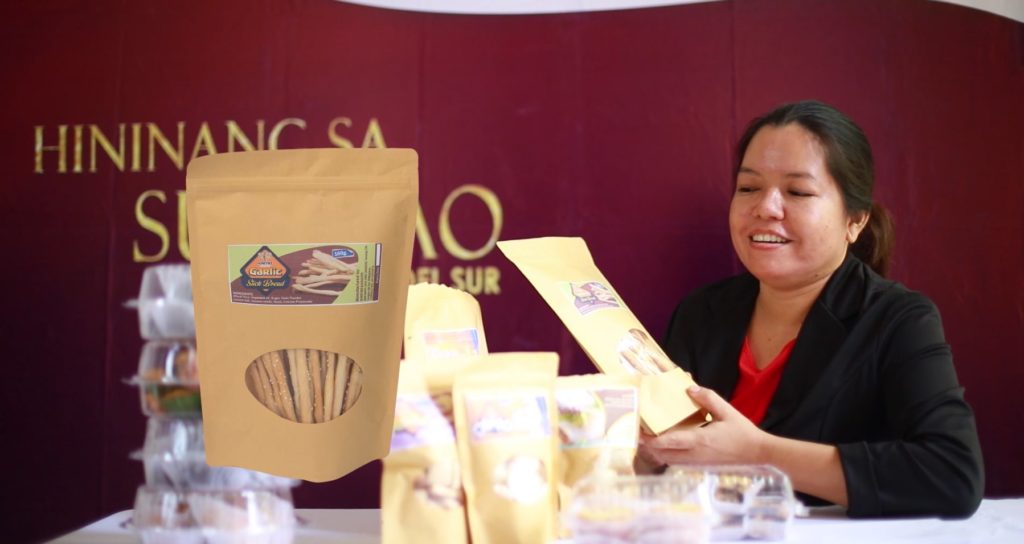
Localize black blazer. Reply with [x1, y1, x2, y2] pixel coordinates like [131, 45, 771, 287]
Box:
[664, 254, 984, 518]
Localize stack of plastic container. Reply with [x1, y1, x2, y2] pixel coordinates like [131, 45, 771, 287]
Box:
[126, 264, 298, 544]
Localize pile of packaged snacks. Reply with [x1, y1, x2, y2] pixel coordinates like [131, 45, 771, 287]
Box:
[126, 263, 298, 543]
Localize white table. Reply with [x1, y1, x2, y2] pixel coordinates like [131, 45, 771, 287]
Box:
[49, 499, 1024, 543]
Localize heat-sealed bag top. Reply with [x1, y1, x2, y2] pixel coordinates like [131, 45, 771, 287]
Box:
[498, 237, 700, 434]
[186, 148, 418, 482]
[404, 283, 488, 360]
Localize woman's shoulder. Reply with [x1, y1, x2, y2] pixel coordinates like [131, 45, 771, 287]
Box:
[675, 270, 758, 313]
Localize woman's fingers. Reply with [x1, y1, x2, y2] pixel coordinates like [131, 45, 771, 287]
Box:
[686, 384, 734, 421]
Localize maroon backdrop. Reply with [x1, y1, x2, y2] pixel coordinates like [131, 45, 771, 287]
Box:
[2, 0, 1021, 541]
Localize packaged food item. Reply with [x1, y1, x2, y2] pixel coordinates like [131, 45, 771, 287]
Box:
[381, 361, 468, 544]
[555, 374, 640, 497]
[132, 485, 295, 544]
[130, 263, 195, 340]
[134, 418, 298, 490]
[453, 353, 560, 544]
[186, 148, 418, 481]
[497, 237, 700, 434]
[565, 474, 710, 544]
[128, 340, 201, 417]
[666, 465, 802, 541]
[404, 283, 488, 360]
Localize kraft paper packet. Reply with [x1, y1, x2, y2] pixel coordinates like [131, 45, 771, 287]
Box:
[404, 283, 489, 360]
[497, 237, 700, 434]
[381, 360, 467, 544]
[556, 374, 639, 490]
[186, 148, 418, 482]
[454, 353, 560, 544]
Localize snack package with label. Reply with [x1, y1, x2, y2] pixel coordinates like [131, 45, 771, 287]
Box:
[381, 360, 468, 544]
[556, 374, 640, 505]
[498, 237, 700, 434]
[404, 283, 488, 360]
[186, 148, 418, 482]
[453, 353, 559, 544]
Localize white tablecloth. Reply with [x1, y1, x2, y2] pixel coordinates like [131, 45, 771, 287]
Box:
[48, 498, 1024, 543]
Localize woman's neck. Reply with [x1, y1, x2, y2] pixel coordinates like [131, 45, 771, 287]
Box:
[755, 275, 831, 328]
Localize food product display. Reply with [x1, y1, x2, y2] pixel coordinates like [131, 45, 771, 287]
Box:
[187, 148, 418, 482]
[132, 486, 295, 544]
[126, 263, 299, 543]
[129, 340, 201, 417]
[666, 465, 804, 541]
[404, 283, 489, 360]
[565, 475, 711, 544]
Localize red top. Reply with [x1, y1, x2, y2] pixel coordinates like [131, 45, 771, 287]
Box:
[730, 336, 796, 426]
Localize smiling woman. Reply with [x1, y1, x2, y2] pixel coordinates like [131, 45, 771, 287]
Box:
[645, 101, 985, 519]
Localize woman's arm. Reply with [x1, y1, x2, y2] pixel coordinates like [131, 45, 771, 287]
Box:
[639, 385, 848, 505]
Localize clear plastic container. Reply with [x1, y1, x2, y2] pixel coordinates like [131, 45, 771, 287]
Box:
[132, 486, 295, 544]
[565, 474, 711, 544]
[134, 418, 299, 490]
[128, 340, 201, 417]
[666, 465, 803, 541]
[129, 263, 195, 340]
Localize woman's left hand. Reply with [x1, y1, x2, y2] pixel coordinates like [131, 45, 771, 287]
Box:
[639, 385, 769, 465]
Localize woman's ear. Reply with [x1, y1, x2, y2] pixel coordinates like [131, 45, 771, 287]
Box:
[847, 211, 870, 244]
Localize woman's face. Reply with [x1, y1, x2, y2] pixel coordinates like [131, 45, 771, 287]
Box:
[729, 124, 866, 291]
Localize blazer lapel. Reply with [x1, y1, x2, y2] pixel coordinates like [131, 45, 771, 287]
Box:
[759, 254, 863, 431]
[698, 275, 757, 400]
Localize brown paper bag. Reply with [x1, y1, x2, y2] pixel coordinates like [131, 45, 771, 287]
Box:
[404, 283, 488, 360]
[186, 148, 418, 481]
[497, 237, 699, 434]
[381, 360, 468, 544]
[453, 353, 559, 544]
[556, 374, 640, 490]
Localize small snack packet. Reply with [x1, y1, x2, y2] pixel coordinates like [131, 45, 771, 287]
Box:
[404, 283, 488, 360]
[453, 353, 560, 544]
[556, 374, 640, 491]
[498, 237, 700, 434]
[381, 360, 468, 544]
[187, 148, 418, 481]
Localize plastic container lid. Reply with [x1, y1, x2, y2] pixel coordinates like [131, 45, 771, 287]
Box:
[666, 465, 804, 541]
[127, 263, 195, 340]
[133, 418, 299, 490]
[132, 485, 295, 544]
[565, 474, 711, 544]
[127, 340, 201, 417]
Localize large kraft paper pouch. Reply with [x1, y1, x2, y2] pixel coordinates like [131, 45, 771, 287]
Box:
[454, 353, 559, 544]
[186, 148, 418, 482]
[404, 283, 488, 360]
[382, 360, 467, 544]
[497, 237, 699, 434]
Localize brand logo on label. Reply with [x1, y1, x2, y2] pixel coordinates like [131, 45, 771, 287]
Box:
[331, 248, 355, 259]
[240, 246, 291, 294]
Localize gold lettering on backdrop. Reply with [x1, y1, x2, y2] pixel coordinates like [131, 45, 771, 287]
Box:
[131, 123, 143, 172]
[89, 124, 126, 173]
[327, 117, 354, 148]
[438, 184, 503, 260]
[177, 190, 189, 260]
[268, 118, 306, 149]
[362, 118, 386, 148]
[133, 190, 170, 263]
[72, 125, 84, 173]
[34, 125, 68, 173]
[226, 120, 265, 152]
[190, 122, 218, 161]
[147, 122, 185, 172]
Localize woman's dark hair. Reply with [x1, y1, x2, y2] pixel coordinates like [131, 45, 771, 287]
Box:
[734, 100, 894, 276]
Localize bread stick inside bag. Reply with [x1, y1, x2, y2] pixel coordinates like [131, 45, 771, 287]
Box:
[187, 148, 417, 481]
[404, 283, 488, 360]
[498, 237, 700, 434]
[381, 360, 468, 544]
[454, 353, 559, 544]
